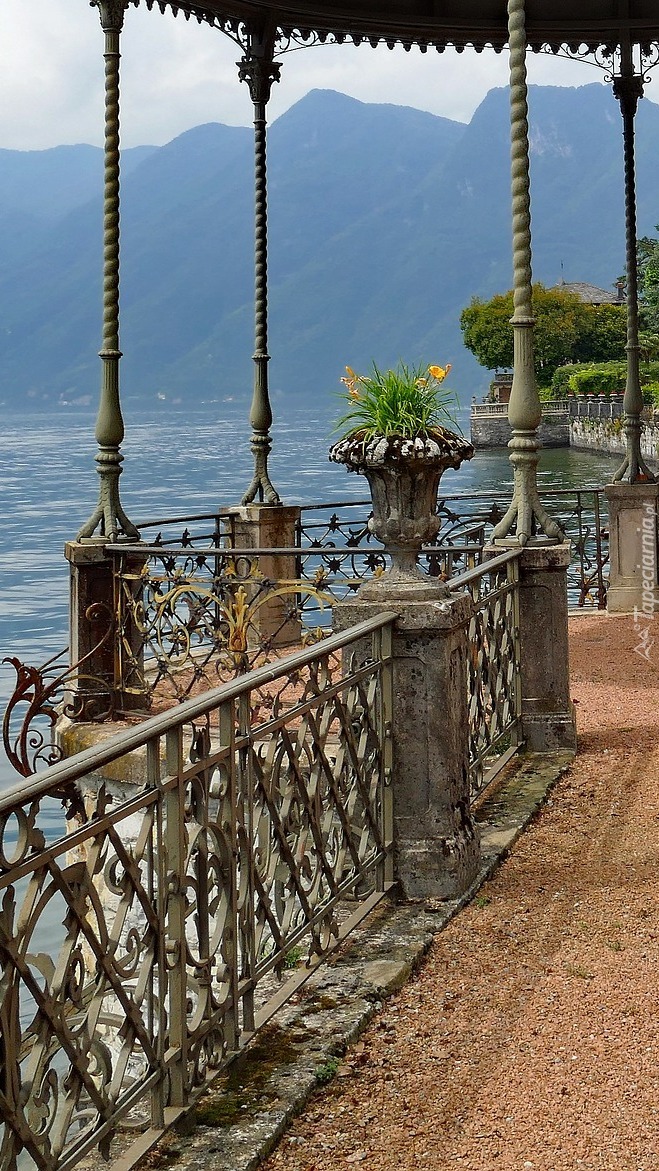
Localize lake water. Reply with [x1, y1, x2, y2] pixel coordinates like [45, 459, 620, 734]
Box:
[0, 399, 621, 789]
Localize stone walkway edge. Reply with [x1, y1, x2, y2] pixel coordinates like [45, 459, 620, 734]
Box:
[137, 750, 574, 1171]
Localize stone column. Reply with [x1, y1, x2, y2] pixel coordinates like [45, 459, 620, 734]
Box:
[492, 0, 564, 545]
[78, 0, 138, 542]
[334, 592, 479, 902]
[612, 41, 656, 485]
[512, 542, 577, 751]
[604, 482, 659, 613]
[225, 503, 302, 648]
[238, 31, 282, 506]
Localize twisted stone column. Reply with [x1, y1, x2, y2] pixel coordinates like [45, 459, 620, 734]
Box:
[612, 41, 655, 484]
[492, 0, 563, 544]
[78, 0, 138, 542]
[238, 36, 282, 506]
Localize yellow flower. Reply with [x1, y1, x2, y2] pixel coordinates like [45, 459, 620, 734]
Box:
[414, 377, 428, 388]
[341, 364, 362, 399]
[428, 363, 452, 382]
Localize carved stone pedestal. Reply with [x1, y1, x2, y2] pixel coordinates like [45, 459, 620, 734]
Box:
[65, 540, 147, 715]
[226, 503, 302, 647]
[489, 541, 576, 753]
[604, 483, 659, 614]
[334, 591, 479, 902]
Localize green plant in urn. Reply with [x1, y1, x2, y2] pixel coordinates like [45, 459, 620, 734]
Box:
[329, 361, 473, 598]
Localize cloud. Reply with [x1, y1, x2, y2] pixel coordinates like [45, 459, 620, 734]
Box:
[0, 0, 643, 150]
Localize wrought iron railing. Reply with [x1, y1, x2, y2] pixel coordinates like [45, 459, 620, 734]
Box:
[296, 497, 488, 554]
[110, 536, 488, 712]
[0, 541, 484, 775]
[134, 510, 236, 548]
[1, 487, 605, 780]
[297, 487, 608, 608]
[452, 549, 523, 799]
[295, 498, 487, 588]
[111, 543, 335, 709]
[539, 489, 608, 607]
[0, 614, 394, 1171]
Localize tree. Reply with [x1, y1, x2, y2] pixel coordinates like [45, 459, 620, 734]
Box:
[572, 302, 627, 363]
[460, 283, 627, 386]
[636, 230, 659, 333]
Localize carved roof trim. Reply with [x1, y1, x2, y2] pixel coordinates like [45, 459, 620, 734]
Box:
[137, 1, 659, 52]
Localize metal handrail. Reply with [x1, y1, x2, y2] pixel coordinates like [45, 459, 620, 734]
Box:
[0, 611, 396, 1171]
[0, 611, 396, 813]
[449, 547, 521, 590]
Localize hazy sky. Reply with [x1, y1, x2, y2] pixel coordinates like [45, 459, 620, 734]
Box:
[0, 0, 646, 151]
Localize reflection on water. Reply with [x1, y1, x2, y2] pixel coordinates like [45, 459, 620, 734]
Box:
[0, 401, 619, 790]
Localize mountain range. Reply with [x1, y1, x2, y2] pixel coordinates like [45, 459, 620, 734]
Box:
[1, 82, 658, 414]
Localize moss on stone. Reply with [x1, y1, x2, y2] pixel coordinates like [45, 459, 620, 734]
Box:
[192, 1025, 301, 1130]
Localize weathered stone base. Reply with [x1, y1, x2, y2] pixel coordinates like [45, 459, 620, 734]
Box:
[356, 567, 449, 602]
[517, 542, 577, 753]
[395, 817, 479, 903]
[521, 711, 577, 754]
[65, 540, 147, 713]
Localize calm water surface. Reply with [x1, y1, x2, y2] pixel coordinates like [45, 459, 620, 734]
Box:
[0, 400, 619, 789]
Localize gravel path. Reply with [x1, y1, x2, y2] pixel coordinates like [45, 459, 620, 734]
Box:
[262, 612, 659, 1171]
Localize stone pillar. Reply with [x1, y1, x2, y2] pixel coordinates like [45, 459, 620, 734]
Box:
[334, 592, 479, 902]
[604, 482, 659, 613]
[513, 542, 577, 752]
[225, 503, 303, 648]
[65, 541, 147, 717]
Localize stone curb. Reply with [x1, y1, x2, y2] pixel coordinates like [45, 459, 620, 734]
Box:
[137, 750, 574, 1171]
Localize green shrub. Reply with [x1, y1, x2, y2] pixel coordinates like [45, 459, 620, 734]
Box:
[550, 365, 575, 397]
[569, 363, 626, 397]
[642, 380, 659, 406]
[550, 359, 659, 399]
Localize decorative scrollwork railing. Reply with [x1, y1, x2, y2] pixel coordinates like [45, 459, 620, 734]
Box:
[295, 499, 487, 587]
[2, 603, 115, 778]
[0, 613, 394, 1171]
[1, 487, 605, 783]
[111, 535, 490, 714]
[538, 489, 608, 608]
[296, 496, 491, 551]
[134, 509, 237, 549]
[453, 549, 523, 801]
[297, 487, 608, 608]
[112, 544, 336, 710]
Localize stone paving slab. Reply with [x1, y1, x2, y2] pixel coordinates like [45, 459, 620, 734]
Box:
[136, 751, 574, 1171]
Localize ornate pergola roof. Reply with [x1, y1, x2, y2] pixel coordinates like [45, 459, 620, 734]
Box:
[143, 0, 659, 52]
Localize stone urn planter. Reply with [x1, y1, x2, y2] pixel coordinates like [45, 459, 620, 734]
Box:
[329, 427, 474, 600]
